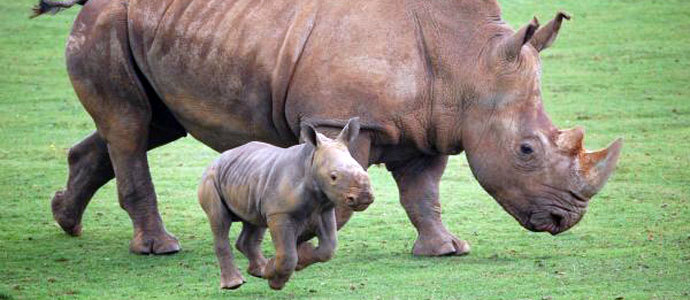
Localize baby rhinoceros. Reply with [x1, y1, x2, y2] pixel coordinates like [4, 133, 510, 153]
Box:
[198, 118, 374, 290]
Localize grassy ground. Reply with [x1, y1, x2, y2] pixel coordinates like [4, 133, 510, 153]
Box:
[1, 0, 688, 299]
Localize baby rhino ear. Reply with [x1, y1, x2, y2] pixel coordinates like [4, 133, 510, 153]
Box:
[300, 124, 320, 147]
[337, 117, 361, 147]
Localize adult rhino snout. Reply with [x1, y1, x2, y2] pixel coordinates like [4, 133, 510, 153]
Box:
[526, 137, 622, 235]
[526, 207, 584, 235]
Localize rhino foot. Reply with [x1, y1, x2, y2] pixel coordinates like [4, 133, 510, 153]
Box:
[129, 230, 180, 255]
[220, 274, 245, 290]
[295, 242, 316, 271]
[412, 232, 471, 256]
[51, 189, 83, 236]
[268, 277, 289, 290]
[247, 258, 268, 278]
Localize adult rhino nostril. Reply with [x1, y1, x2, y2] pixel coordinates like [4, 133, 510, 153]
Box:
[346, 196, 356, 205]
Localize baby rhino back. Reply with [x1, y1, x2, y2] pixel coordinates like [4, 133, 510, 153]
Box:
[202, 141, 302, 225]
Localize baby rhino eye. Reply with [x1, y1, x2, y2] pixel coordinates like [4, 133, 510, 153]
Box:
[520, 144, 534, 155]
[330, 172, 337, 181]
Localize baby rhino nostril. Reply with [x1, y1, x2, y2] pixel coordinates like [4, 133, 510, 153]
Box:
[346, 196, 356, 205]
[360, 193, 373, 204]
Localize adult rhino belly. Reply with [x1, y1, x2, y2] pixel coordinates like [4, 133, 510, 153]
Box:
[127, 0, 319, 151]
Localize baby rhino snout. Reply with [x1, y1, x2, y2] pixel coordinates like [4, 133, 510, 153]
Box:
[345, 171, 374, 212]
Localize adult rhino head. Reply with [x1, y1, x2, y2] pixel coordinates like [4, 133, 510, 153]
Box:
[461, 13, 622, 234]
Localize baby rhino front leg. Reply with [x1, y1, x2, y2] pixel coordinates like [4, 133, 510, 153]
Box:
[264, 214, 299, 290]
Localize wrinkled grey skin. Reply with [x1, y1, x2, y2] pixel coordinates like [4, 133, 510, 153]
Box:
[199, 118, 373, 290]
[38, 0, 621, 258]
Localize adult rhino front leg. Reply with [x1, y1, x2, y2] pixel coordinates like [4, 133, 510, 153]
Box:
[387, 155, 470, 256]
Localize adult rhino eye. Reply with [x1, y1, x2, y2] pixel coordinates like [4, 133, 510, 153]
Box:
[330, 172, 337, 181]
[520, 144, 534, 155]
[515, 139, 543, 170]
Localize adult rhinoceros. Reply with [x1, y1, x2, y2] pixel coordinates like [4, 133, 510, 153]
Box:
[35, 0, 621, 256]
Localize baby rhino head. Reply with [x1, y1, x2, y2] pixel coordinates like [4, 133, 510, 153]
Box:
[302, 118, 374, 211]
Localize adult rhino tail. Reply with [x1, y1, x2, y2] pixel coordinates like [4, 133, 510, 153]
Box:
[30, 0, 88, 18]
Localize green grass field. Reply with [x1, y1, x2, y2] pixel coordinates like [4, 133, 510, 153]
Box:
[1, 0, 689, 299]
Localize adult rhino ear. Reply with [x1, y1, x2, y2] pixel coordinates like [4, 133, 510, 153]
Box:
[337, 117, 361, 147]
[499, 17, 540, 61]
[301, 124, 321, 147]
[530, 11, 571, 52]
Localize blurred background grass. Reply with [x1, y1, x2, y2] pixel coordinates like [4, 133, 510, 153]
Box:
[0, 0, 688, 299]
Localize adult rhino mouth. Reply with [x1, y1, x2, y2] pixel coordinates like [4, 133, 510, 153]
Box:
[525, 204, 586, 235]
[498, 187, 589, 235]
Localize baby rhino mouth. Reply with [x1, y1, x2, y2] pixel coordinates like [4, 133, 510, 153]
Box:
[344, 192, 374, 212]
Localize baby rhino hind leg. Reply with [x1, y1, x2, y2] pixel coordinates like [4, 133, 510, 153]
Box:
[236, 223, 268, 278]
[198, 177, 245, 289]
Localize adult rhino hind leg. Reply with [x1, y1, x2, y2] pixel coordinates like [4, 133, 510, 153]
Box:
[52, 131, 113, 236]
[53, 127, 184, 239]
[387, 155, 470, 256]
[64, 0, 182, 254]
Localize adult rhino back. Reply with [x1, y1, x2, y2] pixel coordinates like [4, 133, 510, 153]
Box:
[126, 0, 432, 152]
[128, 0, 321, 150]
[34, 0, 620, 257]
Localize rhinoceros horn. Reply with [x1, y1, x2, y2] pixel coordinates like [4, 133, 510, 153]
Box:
[530, 11, 571, 52]
[556, 127, 585, 155]
[556, 127, 622, 197]
[499, 17, 540, 61]
[578, 138, 623, 198]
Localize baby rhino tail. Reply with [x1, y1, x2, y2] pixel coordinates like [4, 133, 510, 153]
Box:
[31, 0, 88, 18]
